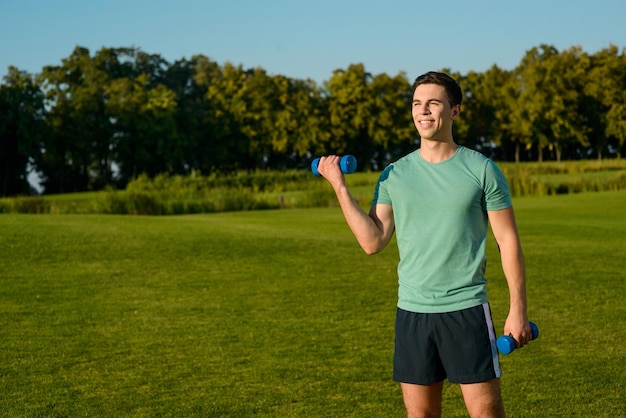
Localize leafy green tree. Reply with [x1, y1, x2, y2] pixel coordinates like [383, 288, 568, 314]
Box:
[40, 46, 183, 189]
[504, 45, 561, 162]
[237, 67, 289, 168]
[38, 46, 126, 192]
[605, 96, 626, 159]
[106, 73, 178, 181]
[165, 55, 220, 174]
[454, 67, 513, 157]
[584, 45, 626, 159]
[324, 64, 375, 167]
[203, 62, 256, 170]
[0, 67, 47, 196]
[366, 71, 414, 168]
[541, 46, 590, 161]
[262, 75, 330, 167]
[505, 45, 595, 162]
[203, 63, 325, 171]
[282, 77, 330, 160]
[476, 66, 515, 160]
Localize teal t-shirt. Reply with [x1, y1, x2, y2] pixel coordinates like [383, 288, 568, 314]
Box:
[372, 146, 512, 313]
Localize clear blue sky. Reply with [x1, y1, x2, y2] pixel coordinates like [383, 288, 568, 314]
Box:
[1, 0, 624, 84]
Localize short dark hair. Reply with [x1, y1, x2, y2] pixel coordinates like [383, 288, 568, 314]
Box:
[412, 71, 463, 107]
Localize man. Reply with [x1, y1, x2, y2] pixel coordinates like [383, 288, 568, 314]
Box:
[316, 71, 531, 418]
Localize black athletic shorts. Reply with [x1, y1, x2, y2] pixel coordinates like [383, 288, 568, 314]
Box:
[393, 303, 501, 385]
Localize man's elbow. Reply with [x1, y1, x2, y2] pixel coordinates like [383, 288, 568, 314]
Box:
[361, 242, 384, 255]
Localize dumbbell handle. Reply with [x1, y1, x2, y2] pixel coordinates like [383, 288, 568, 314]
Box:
[496, 321, 539, 355]
[311, 155, 357, 176]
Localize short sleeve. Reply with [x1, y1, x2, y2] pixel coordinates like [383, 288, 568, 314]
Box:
[372, 165, 394, 206]
[484, 160, 512, 211]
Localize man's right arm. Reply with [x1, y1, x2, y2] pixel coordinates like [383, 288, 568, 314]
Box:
[317, 155, 395, 255]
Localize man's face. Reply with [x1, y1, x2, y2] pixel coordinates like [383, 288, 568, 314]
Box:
[411, 83, 460, 142]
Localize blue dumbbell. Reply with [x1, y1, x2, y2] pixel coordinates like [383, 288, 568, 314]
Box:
[311, 155, 357, 176]
[497, 322, 539, 355]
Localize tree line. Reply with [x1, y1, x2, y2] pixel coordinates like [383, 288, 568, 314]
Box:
[1, 43, 625, 196]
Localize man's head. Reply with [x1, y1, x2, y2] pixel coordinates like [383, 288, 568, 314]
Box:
[411, 72, 462, 143]
[412, 71, 462, 108]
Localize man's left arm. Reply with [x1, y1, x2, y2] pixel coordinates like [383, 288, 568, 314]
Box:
[488, 206, 533, 348]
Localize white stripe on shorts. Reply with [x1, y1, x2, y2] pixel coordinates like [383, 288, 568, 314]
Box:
[482, 302, 502, 378]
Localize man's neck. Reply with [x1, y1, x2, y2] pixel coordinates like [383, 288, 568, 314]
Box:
[419, 139, 459, 163]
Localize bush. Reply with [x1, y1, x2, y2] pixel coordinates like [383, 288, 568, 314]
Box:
[3, 160, 626, 215]
[0, 196, 49, 214]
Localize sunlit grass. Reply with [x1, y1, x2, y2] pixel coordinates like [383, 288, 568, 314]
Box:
[1, 191, 625, 416]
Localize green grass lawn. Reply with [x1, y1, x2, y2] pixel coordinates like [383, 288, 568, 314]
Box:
[1, 191, 625, 417]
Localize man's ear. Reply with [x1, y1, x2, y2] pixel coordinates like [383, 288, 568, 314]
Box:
[451, 104, 461, 120]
